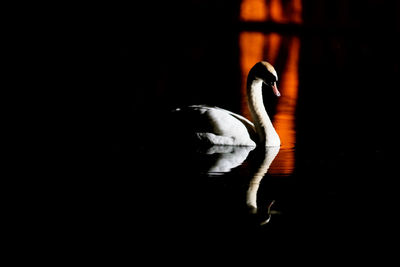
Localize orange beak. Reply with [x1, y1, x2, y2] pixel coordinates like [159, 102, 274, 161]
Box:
[272, 82, 280, 97]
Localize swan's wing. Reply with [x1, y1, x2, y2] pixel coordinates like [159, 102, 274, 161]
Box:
[184, 105, 258, 142]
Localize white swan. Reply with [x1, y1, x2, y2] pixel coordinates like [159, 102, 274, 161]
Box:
[172, 61, 281, 147]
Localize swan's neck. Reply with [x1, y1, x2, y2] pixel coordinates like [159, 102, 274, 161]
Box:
[246, 146, 280, 212]
[247, 78, 280, 146]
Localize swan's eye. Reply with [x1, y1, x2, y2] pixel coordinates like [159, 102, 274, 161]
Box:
[262, 80, 275, 87]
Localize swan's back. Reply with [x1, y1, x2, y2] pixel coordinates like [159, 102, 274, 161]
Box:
[170, 105, 257, 146]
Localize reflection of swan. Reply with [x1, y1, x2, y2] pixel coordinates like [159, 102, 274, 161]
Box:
[199, 145, 280, 225]
[172, 61, 281, 147]
[246, 146, 280, 224]
[200, 145, 255, 173]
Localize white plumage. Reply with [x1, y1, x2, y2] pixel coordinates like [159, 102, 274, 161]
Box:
[175, 105, 257, 146]
[172, 61, 281, 147]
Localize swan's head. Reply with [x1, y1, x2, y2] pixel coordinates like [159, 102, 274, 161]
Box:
[250, 61, 280, 97]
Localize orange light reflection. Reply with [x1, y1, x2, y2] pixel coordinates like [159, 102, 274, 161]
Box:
[274, 36, 300, 149]
[239, 32, 265, 120]
[265, 33, 282, 65]
[240, 0, 302, 23]
[240, 0, 268, 22]
[269, 36, 300, 175]
[239, 0, 302, 175]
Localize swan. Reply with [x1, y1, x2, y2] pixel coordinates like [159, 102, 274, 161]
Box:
[172, 61, 281, 147]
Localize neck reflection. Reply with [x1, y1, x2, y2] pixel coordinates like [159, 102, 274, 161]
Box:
[246, 146, 280, 224]
[198, 145, 280, 225]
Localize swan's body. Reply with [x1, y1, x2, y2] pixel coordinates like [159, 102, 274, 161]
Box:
[172, 61, 281, 147]
[173, 105, 258, 146]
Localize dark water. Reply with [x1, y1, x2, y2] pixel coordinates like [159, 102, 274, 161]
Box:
[59, 1, 400, 264]
[107, 143, 395, 263]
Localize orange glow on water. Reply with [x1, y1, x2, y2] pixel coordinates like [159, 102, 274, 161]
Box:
[239, 0, 302, 175]
[240, 0, 302, 23]
[240, 0, 268, 21]
[265, 33, 282, 65]
[268, 36, 300, 175]
[274, 36, 300, 150]
[292, 0, 303, 23]
[270, 0, 284, 22]
[239, 32, 265, 120]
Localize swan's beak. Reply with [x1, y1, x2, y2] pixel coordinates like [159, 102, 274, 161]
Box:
[272, 82, 280, 97]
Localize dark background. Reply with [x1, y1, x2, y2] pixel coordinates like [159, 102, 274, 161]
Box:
[36, 0, 400, 263]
